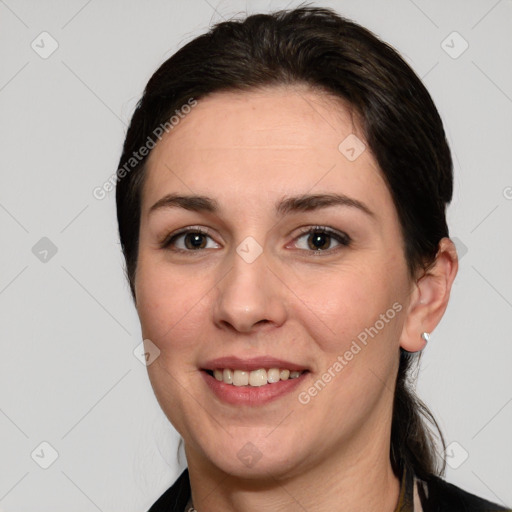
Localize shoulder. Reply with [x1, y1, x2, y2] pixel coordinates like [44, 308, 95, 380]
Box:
[418, 474, 511, 512]
[147, 468, 191, 512]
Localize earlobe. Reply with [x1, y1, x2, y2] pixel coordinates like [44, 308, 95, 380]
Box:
[399, 238, 458, 353]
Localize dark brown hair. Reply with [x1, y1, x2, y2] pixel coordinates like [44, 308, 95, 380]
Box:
[116, 5, 450, 480]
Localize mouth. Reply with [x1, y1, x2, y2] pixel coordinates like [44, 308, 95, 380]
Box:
[200, 356, 310, 405]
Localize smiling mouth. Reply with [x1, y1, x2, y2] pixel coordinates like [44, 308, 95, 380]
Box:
[204, 368, 307, 386]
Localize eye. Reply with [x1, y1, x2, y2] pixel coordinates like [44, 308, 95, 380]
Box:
[292, 226, 351, 252]
[161, 227, 220, 252]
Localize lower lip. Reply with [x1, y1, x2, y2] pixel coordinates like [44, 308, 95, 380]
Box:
[201, 370, 308, 406]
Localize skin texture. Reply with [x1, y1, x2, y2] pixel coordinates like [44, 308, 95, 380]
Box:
[134, 85, 458, 512]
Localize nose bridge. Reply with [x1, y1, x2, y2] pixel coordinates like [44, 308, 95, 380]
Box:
[213, 240, 286, 332]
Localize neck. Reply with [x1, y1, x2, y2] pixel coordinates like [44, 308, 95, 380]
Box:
[185, 429, 400, 512]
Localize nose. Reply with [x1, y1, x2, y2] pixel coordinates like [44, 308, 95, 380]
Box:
[212, 249, 287, 334]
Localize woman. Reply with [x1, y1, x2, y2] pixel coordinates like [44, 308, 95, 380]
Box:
[115, 7, 510, 512]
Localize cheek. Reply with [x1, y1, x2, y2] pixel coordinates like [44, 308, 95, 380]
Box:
[291, 264, 401, 352]
[135, 257, 210, 358]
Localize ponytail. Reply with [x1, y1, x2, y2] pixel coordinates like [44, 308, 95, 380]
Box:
[391, 350, 446, 479]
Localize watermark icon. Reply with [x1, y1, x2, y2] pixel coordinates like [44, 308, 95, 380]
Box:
[236, 236, 263, 263]
[133, 339, 161, 366]
[32, 237, 58, 263]
[31, 32, 59, 59]
[441, 31, 469, 59]
[237, 442, 263, 468]
[503, 186, 512, 200]
[338, 134, 366, 162]
[31, 441, 59, 469]
[93, 98, 197, 200]
[451, 236, 468, 260]
[298, 301, 402, 405]
[443, 441, 469, 469]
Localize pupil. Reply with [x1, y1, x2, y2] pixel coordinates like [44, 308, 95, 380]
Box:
[309, 232, 330, 250]
[185, 233, 206, 249]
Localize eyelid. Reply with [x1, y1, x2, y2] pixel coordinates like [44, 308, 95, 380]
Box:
[290, 225, 352, 252]
[294, 225, 350, 240]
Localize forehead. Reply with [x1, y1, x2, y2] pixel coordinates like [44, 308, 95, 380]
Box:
[151, 85, 358, 151]
[141, 86, 387, 212]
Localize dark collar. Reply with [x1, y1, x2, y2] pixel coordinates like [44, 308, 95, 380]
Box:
[147, 468, 190, 512]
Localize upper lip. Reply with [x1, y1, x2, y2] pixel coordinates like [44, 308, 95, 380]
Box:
[201, 356, 309, 372]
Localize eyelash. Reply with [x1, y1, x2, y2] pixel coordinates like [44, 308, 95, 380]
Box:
[160, 225, 352, 255]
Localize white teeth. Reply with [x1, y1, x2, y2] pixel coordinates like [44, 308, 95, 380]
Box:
[267, 368, 281, 383]
[223, 368, 233, 384]
[233, 370, 249, 387]
[210, 367, 304, 386]
[249, 369, 267, 387]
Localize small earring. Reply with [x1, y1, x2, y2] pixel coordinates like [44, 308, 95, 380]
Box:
[421, 332, 430, 343]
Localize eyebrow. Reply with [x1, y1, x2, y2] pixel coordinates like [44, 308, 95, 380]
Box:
[149, 192, 375, 218]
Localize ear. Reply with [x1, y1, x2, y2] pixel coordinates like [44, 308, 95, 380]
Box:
[399, 238, 459, 352]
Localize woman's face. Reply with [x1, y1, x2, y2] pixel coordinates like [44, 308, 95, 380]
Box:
[135, 86, 414, 478]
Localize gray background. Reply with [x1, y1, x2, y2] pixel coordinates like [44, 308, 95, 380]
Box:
[1, 0, 511, 511]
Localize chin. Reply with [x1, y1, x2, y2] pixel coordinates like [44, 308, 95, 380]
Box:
[195, 430, 309, 480]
